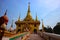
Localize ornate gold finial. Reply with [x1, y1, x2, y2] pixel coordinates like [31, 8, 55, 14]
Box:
[36, 13, 38, 21]
[42, 19, 45, 32]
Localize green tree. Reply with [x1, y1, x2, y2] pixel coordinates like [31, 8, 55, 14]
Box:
[53, 22, 60, 34]
[44, 26, 53, 33]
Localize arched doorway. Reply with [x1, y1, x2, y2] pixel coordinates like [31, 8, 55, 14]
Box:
[34, 29, 37, 34]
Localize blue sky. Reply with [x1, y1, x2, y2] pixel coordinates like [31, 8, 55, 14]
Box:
[0, 0, 60, 29]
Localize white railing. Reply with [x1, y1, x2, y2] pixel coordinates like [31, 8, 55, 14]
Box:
[38, 31, 60, 40]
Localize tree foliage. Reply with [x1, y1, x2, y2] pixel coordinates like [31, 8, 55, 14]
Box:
[53, 22, 60, 34]
[44, 26, 53, 33]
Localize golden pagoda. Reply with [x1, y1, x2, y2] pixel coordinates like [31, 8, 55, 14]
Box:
[15, 2, 40, 33]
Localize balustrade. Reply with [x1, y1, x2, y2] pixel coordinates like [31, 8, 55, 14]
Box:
[38, 31, 60, 40]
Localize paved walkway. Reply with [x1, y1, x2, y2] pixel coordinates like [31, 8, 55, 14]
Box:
[26, 34, 44, 40]
[15, 34, 44, 40]
[2, 34, 44, 40]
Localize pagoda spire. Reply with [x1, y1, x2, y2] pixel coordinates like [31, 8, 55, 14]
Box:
[27, 2, 31, 16]
[11, 20, 13, 27]
[28, 2, 30, 12]
[18, 15, 20, 21]
[35, 13, 38, 21]
[4, 10, 7, 16]
[42, 19, 45, 32]
[9, 20, 13, 32]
